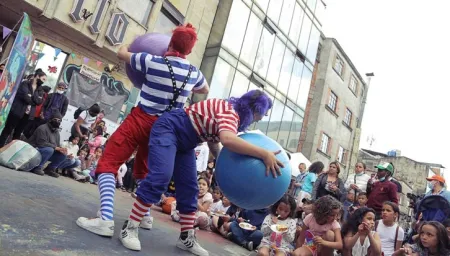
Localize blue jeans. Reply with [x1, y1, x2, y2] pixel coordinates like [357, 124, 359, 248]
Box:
[36, 147, 67, 169]
[58, 158, 81, 169]
[229, 221, 263, 247]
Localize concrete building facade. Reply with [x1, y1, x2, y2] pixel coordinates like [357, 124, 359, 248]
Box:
[194, 0, 326, 153]
[0, 0, 219, 125]
[299, 37, 367, 178]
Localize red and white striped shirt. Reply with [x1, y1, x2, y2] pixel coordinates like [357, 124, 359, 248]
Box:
[186, 99, 240, 142]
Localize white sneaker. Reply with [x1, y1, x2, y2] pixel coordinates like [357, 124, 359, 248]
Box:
[140, 216, 153, 230]
[76, 217, 114, 237]
[176, 229, 209, 256]
[119, 220, 141, 251]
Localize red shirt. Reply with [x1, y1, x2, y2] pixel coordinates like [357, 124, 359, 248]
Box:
[186, 99, 239, 142]
[35, 93, 48, 118]
[367, 180, 399, 212]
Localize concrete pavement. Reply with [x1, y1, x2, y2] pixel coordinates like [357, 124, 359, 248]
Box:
[0, 166, 254, 256]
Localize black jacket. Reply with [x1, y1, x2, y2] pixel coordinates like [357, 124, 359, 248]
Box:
[43, 93, 69, 119]
[10, 80, 44, 118]
[28, 122, 61, 149]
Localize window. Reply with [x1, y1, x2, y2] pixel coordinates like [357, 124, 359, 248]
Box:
[255, 0, 270, 13]
[289, 3, 305, 45]
[267, 0, 283, 24]
[327, 91, 338, 112]
[319, 133, 330, 154]
[277, 49, 295, 94]
[222, 0, 250, 56]
[229, 71, 250, 98]
[278, 107, 294, 148]
[287, 114, 303, 152]
[267, 37, 285, 86]
[240, 13, 263, 67]
[344, 108, 352, 126]
[349, 75, 358, 94]
[154, 11, 177, 35]
[297, 66, 312, 108]
[306, 25, 320, 63]
[254, 27, 276, 78]
[254, 93, 274, 133]
[297, 14, 312, 55]
[288, 58, 304, 102]
[207, 58, 236, 99]
[117, 0, 153, 26]
[278, 0, 296, 34]
[333, 55, 344, 77]
[267, 99, 285, 141]
[337, 146, 345, 163]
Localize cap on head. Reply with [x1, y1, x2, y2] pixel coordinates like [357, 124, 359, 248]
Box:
[426, 175, 445, 184]
[375, 162, 394, 175]
[169, 23, 197, 55]
[51, 110, 63, 120]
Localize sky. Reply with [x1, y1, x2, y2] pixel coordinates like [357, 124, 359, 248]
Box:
[321, 0, 450, 182]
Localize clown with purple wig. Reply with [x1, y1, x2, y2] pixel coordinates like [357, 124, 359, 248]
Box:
[119, 90, 284, 255]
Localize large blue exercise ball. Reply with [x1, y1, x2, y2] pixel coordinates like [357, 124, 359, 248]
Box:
[125, 33, 171, 89]
[215, 133, 291, 210]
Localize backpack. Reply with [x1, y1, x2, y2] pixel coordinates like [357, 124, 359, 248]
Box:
[74, 107, 85, 119]
[416, 195, 450, 222]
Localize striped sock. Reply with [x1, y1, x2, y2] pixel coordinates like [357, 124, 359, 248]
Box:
[136, 179, 151, 217]
[179, 212, 196, 232]
[98, 173, 116, 220]
[129, 197, 152, 222]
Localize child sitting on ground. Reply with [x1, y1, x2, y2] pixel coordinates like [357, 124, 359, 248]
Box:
[257, 194, 297, 256]
[293, 195, 343, 256]
[211, 202, 239, 237]
[88, 127, 104, 155]
[171, 177, 212, 230]
[342, 207, 381, 256]
[343, 190, 355, 221]
[82, 147, 103, 184]
[228, 208, 268, 251]
[211, 187, 223, 212]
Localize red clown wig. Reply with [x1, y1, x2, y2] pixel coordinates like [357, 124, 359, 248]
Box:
[167, 23, 197, 58]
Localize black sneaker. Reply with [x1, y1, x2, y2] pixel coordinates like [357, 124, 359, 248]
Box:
[44, 168, 60, 178]
[226, 232, 233, 240]
[31, 167, 45, 176]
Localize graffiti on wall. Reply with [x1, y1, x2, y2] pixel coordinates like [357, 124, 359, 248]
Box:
[62, 64, 130, 100]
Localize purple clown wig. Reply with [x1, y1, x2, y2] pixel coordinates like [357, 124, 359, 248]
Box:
[228, 90, 273, 132]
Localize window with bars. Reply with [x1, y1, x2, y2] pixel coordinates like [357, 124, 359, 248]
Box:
[344, 108, 352, 126]
[319, 133, 330, 154]
[328, 91, 338, 112]
[333, 55, 344, 76]
[349, 75, 358, 94]
[337, 146, 345, 163]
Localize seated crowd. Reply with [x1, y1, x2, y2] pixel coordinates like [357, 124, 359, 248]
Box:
[1, 70, 449, 256]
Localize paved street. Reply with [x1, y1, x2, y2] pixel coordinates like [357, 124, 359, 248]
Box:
[0, 166, 252, 256]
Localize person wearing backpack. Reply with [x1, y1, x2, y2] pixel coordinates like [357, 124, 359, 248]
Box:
[71, 104, 101, 140]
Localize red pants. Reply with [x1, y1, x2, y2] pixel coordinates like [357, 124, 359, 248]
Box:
[96, 107, 157, 180]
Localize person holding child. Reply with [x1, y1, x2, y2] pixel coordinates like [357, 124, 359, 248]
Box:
[257, 194, 297, 256]
[293, 195, 343, 256]
[118, 89, 282, 255]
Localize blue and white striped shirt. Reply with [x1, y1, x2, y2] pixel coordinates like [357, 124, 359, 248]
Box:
[130, 53, 206, 115]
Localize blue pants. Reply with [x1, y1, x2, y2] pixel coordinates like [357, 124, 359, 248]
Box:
[36, 147, 67, 169]
[58, 158, 81, 169]
[229, 221, 263, 247]
[136, 109, 200, 214]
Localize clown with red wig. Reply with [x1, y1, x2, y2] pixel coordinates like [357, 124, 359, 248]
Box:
[76, 23, 209, 246]
[118, 89, 283, 255]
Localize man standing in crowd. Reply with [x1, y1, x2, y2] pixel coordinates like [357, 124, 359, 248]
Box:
[425, 175, 450, 203]
[366, 162, 399, 219]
